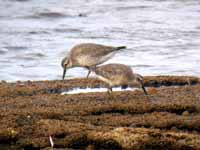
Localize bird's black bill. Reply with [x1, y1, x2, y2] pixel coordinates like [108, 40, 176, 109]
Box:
[142, 85, 148, 95]
[62, 67, 67, 80]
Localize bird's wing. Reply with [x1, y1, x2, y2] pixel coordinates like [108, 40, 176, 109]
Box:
[71, 43, 116, 58]
[95, 64, 130, 79]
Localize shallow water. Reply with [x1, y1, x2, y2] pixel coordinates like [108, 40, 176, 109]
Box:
[0, 0, 200, 82]
[61, 87, 135, 95]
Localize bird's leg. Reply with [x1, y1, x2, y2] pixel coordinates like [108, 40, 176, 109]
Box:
[86, 66, 96, 78]
[86, 70, 91, 78]
[107, 86, 113, 94]
[107, 86, 115, 99]
[86, 67, 91, 78]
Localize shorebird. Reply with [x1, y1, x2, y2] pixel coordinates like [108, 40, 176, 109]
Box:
[93, 63, 148, 95]
[61, 43, 126, 80]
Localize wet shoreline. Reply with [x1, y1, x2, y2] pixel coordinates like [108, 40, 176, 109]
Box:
[0, 76, 200, 150]
[1, 0, 200, 81]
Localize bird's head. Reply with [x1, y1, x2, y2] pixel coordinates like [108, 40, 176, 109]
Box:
[61, 56, 72, 80]
[134, 73, 148, 95]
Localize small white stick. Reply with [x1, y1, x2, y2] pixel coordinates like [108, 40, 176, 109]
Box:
[49, 135, 54, 149]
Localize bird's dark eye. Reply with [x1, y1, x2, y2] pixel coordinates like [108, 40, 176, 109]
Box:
[65, 60, 69, 67]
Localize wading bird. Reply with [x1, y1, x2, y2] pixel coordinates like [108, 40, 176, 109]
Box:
[61, 43, 126, 80]
[93, 63, 148, 95]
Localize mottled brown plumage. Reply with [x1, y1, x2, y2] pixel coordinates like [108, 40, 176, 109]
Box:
[61, 43, 126, 79]
[94, 63, 148, 95]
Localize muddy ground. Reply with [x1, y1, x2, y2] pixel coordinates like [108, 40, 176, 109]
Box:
[0, 76, 200, 150]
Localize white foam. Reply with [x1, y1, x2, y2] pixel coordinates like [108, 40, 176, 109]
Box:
[61, 87, 135, 95]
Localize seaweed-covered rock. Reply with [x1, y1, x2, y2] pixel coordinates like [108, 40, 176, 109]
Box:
[0, 76, 200, 149]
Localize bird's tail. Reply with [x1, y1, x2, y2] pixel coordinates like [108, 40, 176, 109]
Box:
[115, 46, 126, 50]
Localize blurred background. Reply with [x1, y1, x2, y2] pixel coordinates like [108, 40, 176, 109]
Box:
[0, 0, 200, 82]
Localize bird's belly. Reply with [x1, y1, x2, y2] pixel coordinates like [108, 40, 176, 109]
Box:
[76, 56, 96, 67]
[111, 76, 129, 86]
[97, 75, 129, 87]
[77, 52, 115, 67]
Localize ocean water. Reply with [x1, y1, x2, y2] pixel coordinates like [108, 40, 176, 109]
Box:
[0, 0, 200, 82]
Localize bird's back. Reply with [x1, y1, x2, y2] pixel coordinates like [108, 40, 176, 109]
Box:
[69, 43, 124, 67]
[70, 43, 116, 57]
[95, 64, 134, 83]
